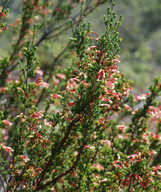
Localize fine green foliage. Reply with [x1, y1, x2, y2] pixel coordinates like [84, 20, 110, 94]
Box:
[0, 0, 161, 191]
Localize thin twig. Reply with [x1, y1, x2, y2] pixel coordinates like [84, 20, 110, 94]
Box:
[34, 117, 78, 189]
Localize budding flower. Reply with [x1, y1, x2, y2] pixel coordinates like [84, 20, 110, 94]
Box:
[87, 45, 97, 53]
[56, 73, 66, 80]
[23, 47, 28, 52]
[2, 120, 12, 126]
[0, 143, 13, 154]
[20, 155, 30, 162]
[68, 101, 75, 107]
[97, 69, 105, 81]
[51, 94, 62, 99]
[0, 12, 6, 18]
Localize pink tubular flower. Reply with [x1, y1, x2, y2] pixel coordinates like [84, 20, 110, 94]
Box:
[5, 147, 13, 154]
[117, 125, 127, 132]
[84, 145, 89, 149]
[56, 73, 66, 80]
[133, 173, 142, 181]
[122, 179, 128, 186]
[91, 31, 100, 38]
[153, 134, 161, 140]
[112, 56, 120, 64]
[0, 143, 13, 154]
[127, 154, 142, 163]
[84, 145, 95, 150]
[112, 160, 122, 169]
[65, 117, 73, 122]
[80, 80, 89, 88]
[51, 187, 57, 192]
[100, 140, 111, 148]
[40, 81, 49, 88]
[152, 165, 161, 173]
[134, 94, 146, 101]
[92, 134, 97, 140]
[20, 155, 30, 162]
[124, 104, 132, 111]
[140, 181, 148, 188]
[44, 119, 52, 127]
[35, 77, 49, 88]
[99, 104, 110, 108]
[99, 178, 107, 183]
[0, 87, 8, 93]
[140, 183, 145, 188]
[68, 101, 75, 107]
[99, 95, 112, 103]
[91, 163, 105, 171]
[31, 111, 43, 119]
[0, 12, 6, 18]
[79, 72, 86, 78]
[93, 181, 99, 186]
[36, 68, 43, 76]
[87, 45, 97, 52]
[2, 119, 12, 126]
[148, 151, 157, 158]
[52, 75, 59, 86]
[97, 69, 105, 81]
[112, 59, 120, 64]
[36, 132, 42, 140]
[147, 106, 161, 121]
[51, 94, 62, 99]
[66, 78, 79, 91]
[35, 77, 43, 87]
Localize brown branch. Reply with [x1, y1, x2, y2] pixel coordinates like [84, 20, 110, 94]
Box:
[35, 120, 89, 191]
[34, 118, 78, 189]
[35, 162, 76, 191]
[1, 0, 8, 12]
[9, 0, 37, 64]
[36, 1, 108, 46]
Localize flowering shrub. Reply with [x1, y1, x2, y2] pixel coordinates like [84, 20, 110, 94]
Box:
[0, 0, 161, 191]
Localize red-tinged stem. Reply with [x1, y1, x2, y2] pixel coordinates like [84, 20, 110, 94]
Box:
[128, 180, 131, 192]
[35, 160, 76, 191]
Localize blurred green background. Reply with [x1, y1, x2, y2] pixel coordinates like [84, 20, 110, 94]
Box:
[0, 0, 161, 92]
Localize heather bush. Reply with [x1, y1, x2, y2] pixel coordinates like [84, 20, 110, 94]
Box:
[0, 0, 161, 191]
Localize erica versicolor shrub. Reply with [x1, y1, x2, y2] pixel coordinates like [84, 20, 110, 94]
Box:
[0, 0, 161, 191]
